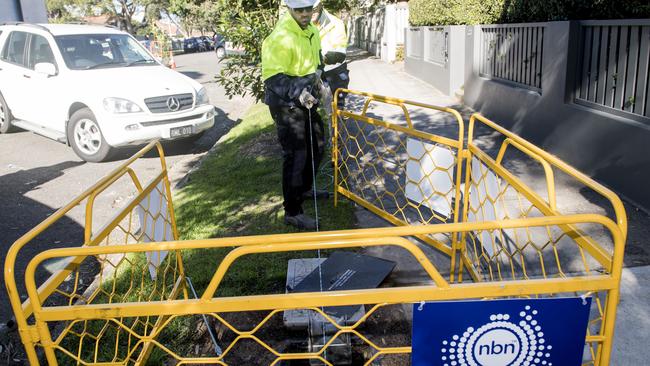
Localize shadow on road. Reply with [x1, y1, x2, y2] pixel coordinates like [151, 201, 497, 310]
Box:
[0, 161, 88, 362]
[346, 47, 374, 63]
[0, 161, 87, 305]
[178, 70, 205, 79]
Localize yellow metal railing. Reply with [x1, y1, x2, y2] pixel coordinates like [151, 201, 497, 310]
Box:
[4, 90, 627, 365]
[18, 216, 624, 365]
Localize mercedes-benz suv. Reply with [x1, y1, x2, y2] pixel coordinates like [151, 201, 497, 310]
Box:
[0, 23, 215, 162]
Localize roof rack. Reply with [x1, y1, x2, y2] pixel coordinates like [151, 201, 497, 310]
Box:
[0, 22, 52, 34]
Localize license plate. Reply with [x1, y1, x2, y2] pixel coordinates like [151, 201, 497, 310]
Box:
[170, 125, 193, 138]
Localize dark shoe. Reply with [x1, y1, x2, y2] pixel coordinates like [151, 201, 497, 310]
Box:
[284, 213, 317, 230]
[302, 189, 330, 200]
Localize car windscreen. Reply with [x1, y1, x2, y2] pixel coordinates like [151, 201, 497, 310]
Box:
[55, 34, 156, 70]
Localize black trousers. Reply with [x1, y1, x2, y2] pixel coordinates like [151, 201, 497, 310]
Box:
[269, 105, 325, 216]
[324, 62, 350, 108]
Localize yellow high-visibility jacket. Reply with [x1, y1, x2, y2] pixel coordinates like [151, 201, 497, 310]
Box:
[316, 9, 347, 57]
[262, 12, 322, 107]
[262, 12, 321, 81]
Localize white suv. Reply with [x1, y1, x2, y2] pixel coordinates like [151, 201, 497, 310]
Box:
[0, 23, 215, 162]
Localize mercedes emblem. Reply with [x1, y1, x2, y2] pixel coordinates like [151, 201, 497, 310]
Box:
[166, 97, 181, 112]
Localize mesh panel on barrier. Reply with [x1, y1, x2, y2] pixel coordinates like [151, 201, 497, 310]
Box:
[337, 117, 460, 227]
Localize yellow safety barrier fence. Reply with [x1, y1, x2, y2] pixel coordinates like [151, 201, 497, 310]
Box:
[332, 90, 626, 365]
[4, 89, 626, 366]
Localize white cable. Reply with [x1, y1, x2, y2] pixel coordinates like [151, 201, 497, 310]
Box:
[307, 105, 328, 355]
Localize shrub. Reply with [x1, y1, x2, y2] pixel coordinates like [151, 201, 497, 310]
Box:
[500, 0, 650, 23]
[409, 0, 650, 26]
[395, 44, 405, 62]
[408, 0, 503, 26]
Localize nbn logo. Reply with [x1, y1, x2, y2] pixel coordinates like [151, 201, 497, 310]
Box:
[439, 307, 551, 366]
[477, 340, 518, 356]
[472, 327, 522, 365]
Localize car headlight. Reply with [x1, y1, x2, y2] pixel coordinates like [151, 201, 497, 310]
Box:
[196, 87, 210, 105]
[103, 98, 143, 114]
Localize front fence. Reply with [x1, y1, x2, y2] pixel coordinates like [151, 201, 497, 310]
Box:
[478, 23, 546, 91]
[575, 20, 650, 118]
[4, 91, 628, 365]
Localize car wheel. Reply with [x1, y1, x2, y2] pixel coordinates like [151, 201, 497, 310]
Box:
[216, 47, 226, 59]
[67, 108, 113, 162]
[0, 93, 16, 134]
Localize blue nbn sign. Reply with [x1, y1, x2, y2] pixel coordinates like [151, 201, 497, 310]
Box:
[412, 297, 592, 366]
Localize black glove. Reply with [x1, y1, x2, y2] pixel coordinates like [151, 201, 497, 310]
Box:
[324, 51, 346, 65]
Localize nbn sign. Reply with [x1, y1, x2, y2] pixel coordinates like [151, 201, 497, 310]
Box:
[412, 297, 591, 366]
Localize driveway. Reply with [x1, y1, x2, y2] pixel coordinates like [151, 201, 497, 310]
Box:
[0, 51, 253, 324]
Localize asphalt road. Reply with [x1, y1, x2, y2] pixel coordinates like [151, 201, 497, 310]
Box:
[0, 51, 252, 324]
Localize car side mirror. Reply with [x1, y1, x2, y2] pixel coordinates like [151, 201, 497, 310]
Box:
[34, 62, 57, 77]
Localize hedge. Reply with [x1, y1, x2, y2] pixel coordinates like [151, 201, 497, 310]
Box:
[409, 0, 650, 26]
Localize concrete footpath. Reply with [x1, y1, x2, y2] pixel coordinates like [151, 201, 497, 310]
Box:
[343, 50, 649, 364]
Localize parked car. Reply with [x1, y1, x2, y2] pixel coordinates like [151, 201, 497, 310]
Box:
[0, 23, 215, 162]
[214, 34, 226, 59]
[183, 37, 199, 53]
[213, 34, 245, 60]
[198, 36, 214, 51]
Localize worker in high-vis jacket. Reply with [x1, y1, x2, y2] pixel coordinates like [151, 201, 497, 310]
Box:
[262, 0, 329, 230]
[312, 0, 349, 108]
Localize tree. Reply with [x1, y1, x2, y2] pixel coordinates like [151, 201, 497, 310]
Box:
[46, 0, 86, 23]
[169, 0, 221, 35]
[46, 0, 168, 34]
[215, 0, 279, 100]
[98, 0, 169, 34]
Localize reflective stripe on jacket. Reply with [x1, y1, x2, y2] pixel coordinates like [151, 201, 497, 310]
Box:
[262, 12, 321, 81]
[316, 9, 347, 55]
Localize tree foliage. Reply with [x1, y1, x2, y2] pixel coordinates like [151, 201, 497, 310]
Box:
[97, 0, 170, 34]
[409, 0, 650, 26]
[46, 0, 168, 34]
[47, 0, 87, 23]
[214, 0, 280, 101]
[169, 0, 221, 34]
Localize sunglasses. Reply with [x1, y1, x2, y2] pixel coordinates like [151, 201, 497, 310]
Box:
[291, 6, 314, 13]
